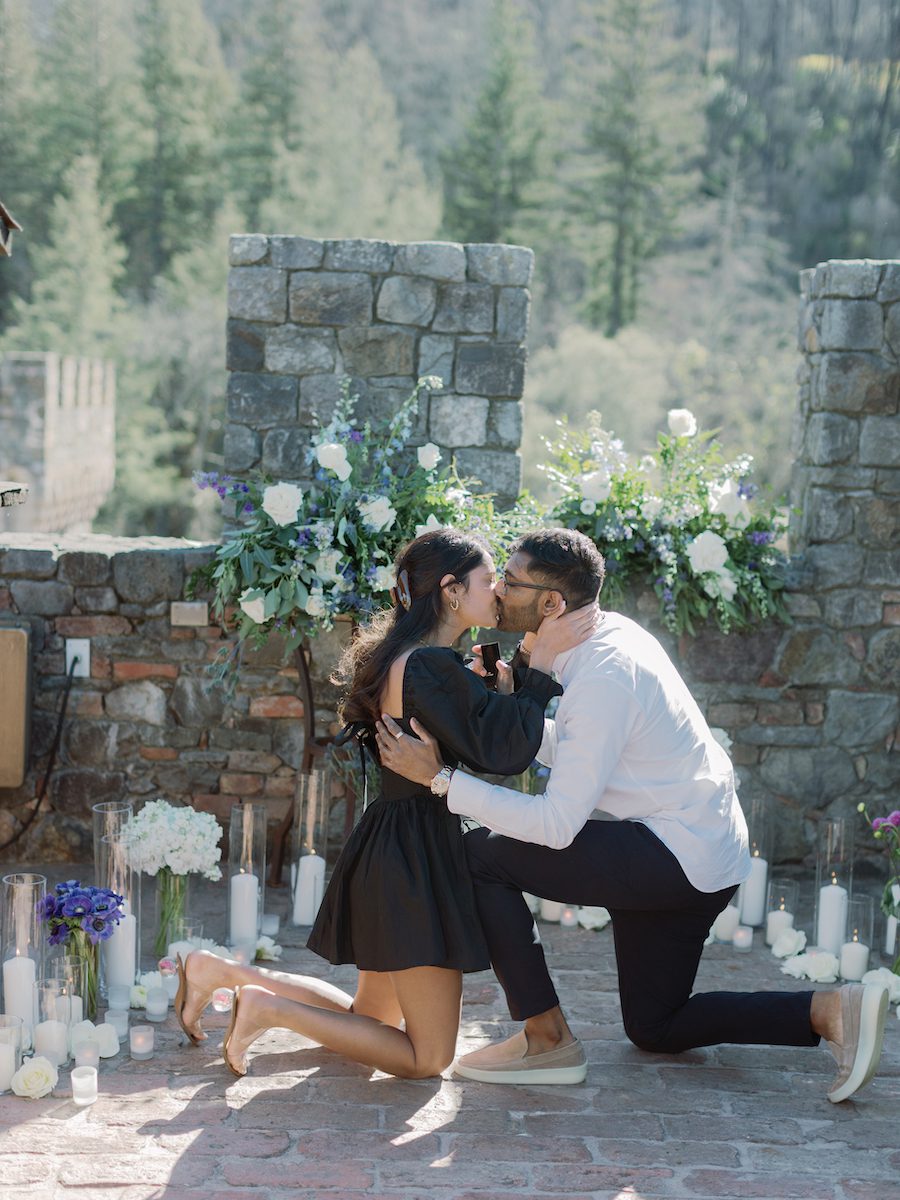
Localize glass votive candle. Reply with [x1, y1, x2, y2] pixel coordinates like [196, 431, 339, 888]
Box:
[230, 940, 256, 966]
[34, 978, 70, 1067]
[732, 926, 754, 952]
[145, 987, 168, 1022]
[0, 1016, 23, 1092]
[71, 1065, 98, 1106]
[261, 913, 280, 937]
[73, 1037, 100, 1069]
[765, 879, 799, 946]
[104, 1009, 129, 1040]
[107, 983, 131, 1011]
[130, 1024, 154, 1060]
[560, 906, 579, 928]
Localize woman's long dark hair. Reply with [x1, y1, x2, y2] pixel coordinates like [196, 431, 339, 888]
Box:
[336, 528, 491, 727]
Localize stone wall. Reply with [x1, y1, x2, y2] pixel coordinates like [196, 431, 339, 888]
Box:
[225, 236, 531, 505]
[0, 353, 116, 534]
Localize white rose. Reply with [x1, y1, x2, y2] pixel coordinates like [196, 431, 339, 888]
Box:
[804, 951, 840, 983]
[862, 966, 900, 1004]
[772, 928, 807, 959]
[238, 588, 267, 624]
[261, 482, 303, 526]
[580, 499, 596, 516]
[686, 530, 729, 576]
[708, 479, 750, 529]
[580, 471, 611, 503]
[417, 443, 441, 471]
[577, 906, 611, 931]
[415, 513, 443, 538]
[779, 955, 808, 980]
[641, 495, 663, 522]
[358, 495, 397, 533]
[716, 569, 737, 602]
[305, 590, 327, 618]
[11, 1055, 58, 1099]
[371, 565, 396, 592]
[316, 549, 344, 586]
[315, 442, 351, 482]
[255, 935, 283, 961]
[667, 408, 697, 437]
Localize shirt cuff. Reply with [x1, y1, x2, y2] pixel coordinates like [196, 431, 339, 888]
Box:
[446, 768, 492, 821]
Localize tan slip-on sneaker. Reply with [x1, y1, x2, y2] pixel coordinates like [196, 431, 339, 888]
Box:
[454, 1030, 587, 1085]
[825, 982, 890, 1103]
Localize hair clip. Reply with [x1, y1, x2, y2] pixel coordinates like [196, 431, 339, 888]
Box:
[394, 568, 412, 611]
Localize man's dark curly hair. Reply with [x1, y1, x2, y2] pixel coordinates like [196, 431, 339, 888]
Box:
[509, 528, 605, 609]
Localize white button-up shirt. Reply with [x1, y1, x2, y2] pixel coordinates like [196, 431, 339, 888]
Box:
[447, 612, 751, 894]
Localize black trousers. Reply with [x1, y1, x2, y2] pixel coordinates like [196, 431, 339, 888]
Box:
[464, 821, 819, 1053]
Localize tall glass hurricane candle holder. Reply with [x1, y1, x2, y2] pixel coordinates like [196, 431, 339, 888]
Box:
[815, 818, 854, 956]
[765, 879, 799, 946]
[1, 873, 47, 1046]
[292, 767, 330, 927]
[228, 804, 266, 948]
[840, 896, 873, 981]
[99, 833, 140, 996]
[739, 797, 772, 928]
[0, 1016, 23, 1092]
[92, 801, 133, 886]
[45, 955, 87, 1026]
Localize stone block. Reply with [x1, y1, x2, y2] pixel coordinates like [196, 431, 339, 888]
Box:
[432, 283, 494, 333]
[417, 335, 454, 389]
[865, 549, 900, 584]
[229, 234, 268, 266]
[261, 428, 311, 477]
[9, 579, 73, 617]
[804, 488, 853, 542]
[226, 371, 298, 427]
[74, 586, 118, 613]
[454, 448, 521, 498]
[854, 495, 900, 547]
[65, 720, 116, 766]
[226, 320, 265, 372]
[0, 548, 57, 578]
[496, 288, 531, 341]
[223, 423, 261, 473]
[51, 770, 127, 817]
[57, 552, 111, 586]
[269, 236, 324, 269]
[805, 412, 858, 465]
[783, 593, 821, 618]
[859, 414, 900, 466]
[864, 627, 900, 688]
[884, 302, 900, 358]
[678, 624, 784, 684]
[429, 394, 489, 446]
[488, 398, 523, 449]
[822, 589, 885, 628]
[250, 694, 304, 718]
[337, 326, 416, 376]
[299, 374, 343, 423]
[777, 628, 861, 686]
[455, 342, 526, 397]
[804, 542, 865, 590]
[56, 614, 130, 637]
[878, 262, 900, 301]
[817, 299, 883, 351]
[815, 352, 899, 415]
[349, 379, 427, 441]
[113, 550, 184, 603]
[323, 239, 393, 272]
[823, 690, 899, 748]
[171, 674, 227, 726]
[264, 326, 336, 375]
[288, 272, 373, 326]
[813, 259, 881, 298]
[227, 267, 287, 323]
[738, 725, 820, 746]
[393, 241, 465, 281]
[759, 745, 857, 802]
[466, 243, 534, 286]
[876, 467, 900, 494]
[375, 276, 437, 326]
[104, 680, 167, 725]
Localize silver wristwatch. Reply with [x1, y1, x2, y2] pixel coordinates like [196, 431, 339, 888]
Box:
[429, 766, 454, 796]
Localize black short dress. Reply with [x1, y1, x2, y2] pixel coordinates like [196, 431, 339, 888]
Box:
[306, 646, 563, 974]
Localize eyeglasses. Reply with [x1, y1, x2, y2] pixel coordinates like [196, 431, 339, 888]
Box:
[497, 570, 567, 603]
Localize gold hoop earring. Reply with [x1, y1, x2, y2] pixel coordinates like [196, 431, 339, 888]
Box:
[450, 596, 460, 612]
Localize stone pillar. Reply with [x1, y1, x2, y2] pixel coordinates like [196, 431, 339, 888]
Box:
[224, 236, 531, 506]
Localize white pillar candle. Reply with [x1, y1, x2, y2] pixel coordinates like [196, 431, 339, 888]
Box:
[839, 938, 870, 981]
[104, 1010, 129, 1040]
[816, 881, 848, 956]
[886, 914, 898, 957]
[712, 904, 741, 942]
[71, 1065, 98, 1106]
[107, 983, 131, 1010]
[230, 872, 260, 945]
[130, 1024, 154, 1060]
[103, 913, 137, 990]
[73, 1038, 100, 1069]
[560, 906, 579, 928]
[0, 1040, 16, 1091]
[96, 1022, 120, 1058]
[293, 854, 325, 926]
[539, 899, 563, 923]
[261, 913, 280, 937]
[765, 908, 795, 946]
[732, 926, 754, 952]
[740, 855, 769, 927]
[55, 994, 84, 1026]
[145, 987, 168, 1022]
[2, 956, 36, 1030]
[34, 1019, 69, 1066]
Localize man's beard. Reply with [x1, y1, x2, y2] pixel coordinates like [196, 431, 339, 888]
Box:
[496, 594, 544, 633]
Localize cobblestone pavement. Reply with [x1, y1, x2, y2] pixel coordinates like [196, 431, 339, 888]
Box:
[0, 868, 897, 1200]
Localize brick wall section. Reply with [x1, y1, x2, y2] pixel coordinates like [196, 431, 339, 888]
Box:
[225, 236, 532, 505]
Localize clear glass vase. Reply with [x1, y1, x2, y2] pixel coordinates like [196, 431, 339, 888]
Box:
[65, 929, 99, 1021]
[154, 869, 190, 960]
[1, 873, 47, 1046]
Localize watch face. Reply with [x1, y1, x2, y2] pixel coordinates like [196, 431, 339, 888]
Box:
[431, 769, 451, 796]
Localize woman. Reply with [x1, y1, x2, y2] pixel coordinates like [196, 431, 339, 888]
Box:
[175, 528, 592, 1079]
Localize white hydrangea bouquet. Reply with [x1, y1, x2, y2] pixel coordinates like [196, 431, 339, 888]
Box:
[190, 376, 509, 678]
[538, 407, 789, 635]
[127, 800, 223, 957]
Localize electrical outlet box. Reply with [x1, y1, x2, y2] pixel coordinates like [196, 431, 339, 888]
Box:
[65, 638, 91, 678]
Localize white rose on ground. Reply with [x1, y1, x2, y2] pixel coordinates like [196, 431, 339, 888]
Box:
[305, 590, 327, 618]
[577, 906, 611, 931]
[641, 495, 663, 522]
[709, 479, 751, 529]
[779, 955, 808, 980]
[772, 928, 807, 959]
[261, 482, 304, 526]
[580, 499, 596, 516]
[667, 408, 698, 437]
[580, 471, 611, 503]
[781, 951, 839, 983]
[11, 1055, 57, 1098]
[372, 565, 396, 592]
[239, 589, 267, 624]
[358, 495, 397, 533]
[415, 513, 443, 538]
[861, 966, 900, 1004]
[255, 935, 283, 960]
[316, 442, 351, 481]
[316, 549, 344, 587]
[417, 443, 441, 471]
[686, 530, 729, 576]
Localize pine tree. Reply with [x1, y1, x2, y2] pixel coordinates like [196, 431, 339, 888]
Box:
[440, 0, 546, 244]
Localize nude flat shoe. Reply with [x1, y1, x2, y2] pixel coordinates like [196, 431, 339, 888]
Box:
[222, 985, 247, 1078]
[174, 952, 207, 1045]
[454, 1030, 587, 1085]
[826, 982, 890, 1103]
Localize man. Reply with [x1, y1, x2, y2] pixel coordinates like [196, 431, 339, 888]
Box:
[376, 528, 890, 1102]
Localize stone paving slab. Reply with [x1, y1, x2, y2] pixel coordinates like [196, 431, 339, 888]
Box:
[0, 869, 897, 1200]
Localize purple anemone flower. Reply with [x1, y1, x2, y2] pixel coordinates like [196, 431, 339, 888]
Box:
[47, 924, 70, 946]
[36, 894, 58, 921]
[81, 915, 117, 944]
[60, 890, 95, 919]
